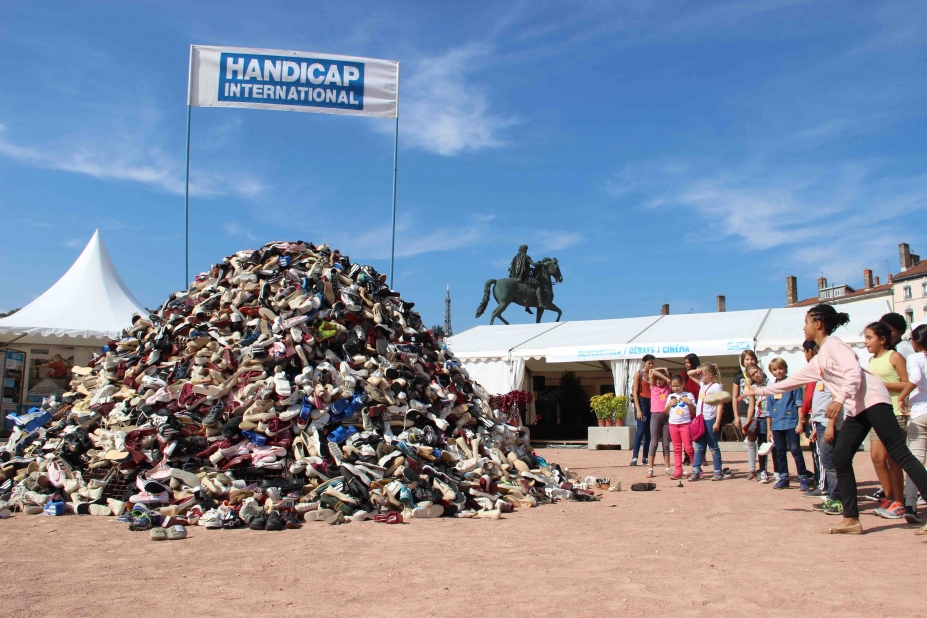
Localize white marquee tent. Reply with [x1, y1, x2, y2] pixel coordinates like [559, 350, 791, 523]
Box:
[0, 230, 147, 345]
[0, 231, 146, 422]
[447, 297, 892, 399]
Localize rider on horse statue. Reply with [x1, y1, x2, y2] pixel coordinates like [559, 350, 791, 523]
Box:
[509, 244, 542, 314]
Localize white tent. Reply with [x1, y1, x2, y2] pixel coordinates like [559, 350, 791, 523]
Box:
[0, 230, 147, 346]
[448, 297, 893, 396]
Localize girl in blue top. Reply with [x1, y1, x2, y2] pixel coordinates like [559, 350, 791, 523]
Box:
[767, 357, 810, 490]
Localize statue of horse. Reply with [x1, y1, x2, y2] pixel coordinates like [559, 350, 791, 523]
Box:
[475, 258, 563, 325]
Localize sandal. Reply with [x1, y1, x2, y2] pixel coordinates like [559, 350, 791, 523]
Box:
[630, 482, 657, 491]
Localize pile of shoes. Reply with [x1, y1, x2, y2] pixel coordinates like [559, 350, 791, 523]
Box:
[0, 240, 597, 531]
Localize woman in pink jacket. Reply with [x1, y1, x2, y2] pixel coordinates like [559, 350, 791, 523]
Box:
[741, 304, 927, 535]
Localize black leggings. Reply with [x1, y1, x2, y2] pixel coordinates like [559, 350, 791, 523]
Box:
[832, 403, 927, 518]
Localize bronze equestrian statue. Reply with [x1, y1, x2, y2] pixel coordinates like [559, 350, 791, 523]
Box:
[476, 247, 563, 325]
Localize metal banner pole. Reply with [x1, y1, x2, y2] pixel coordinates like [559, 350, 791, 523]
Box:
[183, 104, 191, 289]
[389, 64, 400, 288]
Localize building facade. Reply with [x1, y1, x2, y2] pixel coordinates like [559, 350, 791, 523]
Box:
[893, 243, 927, 324]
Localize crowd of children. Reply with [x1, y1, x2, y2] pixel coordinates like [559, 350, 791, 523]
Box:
[630, 305, 927, 536]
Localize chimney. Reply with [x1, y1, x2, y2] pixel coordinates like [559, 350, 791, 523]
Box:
[786, 276, 798, 305]
[875, 275, 881, 286]
[900, 243, 911, 271]
[660, 303, 670, 316]
[717, 295, 726, 312]
[863, 269, 873, 289]
[912, 253, 921, 266]
[817, 277, 828, 290]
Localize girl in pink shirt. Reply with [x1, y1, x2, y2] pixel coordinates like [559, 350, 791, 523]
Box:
[742, 304, 927, 535]
[647, 368, 674, 478]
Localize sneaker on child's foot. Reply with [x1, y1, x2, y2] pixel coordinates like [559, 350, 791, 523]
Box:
[746, 471, 757, 481]
[878, 501, 905, 520]
[759, 471, 770, 484]
[803, 487, 826, 498]
[629, 458, 638, 467]
[774, 477, 790, 490]
[903, 506, 923, 524]
[865, 487, 885, 502]
[799, 477, 810, 492]
[642, 458, 649, 466]
[812, 499, 833, 512]
[645, 468, 654, 479]
[825, 501, 844, 515]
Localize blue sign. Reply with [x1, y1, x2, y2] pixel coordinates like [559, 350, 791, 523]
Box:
[218, 53, 365, 111]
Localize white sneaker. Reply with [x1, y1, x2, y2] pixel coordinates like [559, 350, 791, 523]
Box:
[759, 471, 770, 484]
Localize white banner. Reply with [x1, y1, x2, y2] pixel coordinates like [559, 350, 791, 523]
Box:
[188, 45, 399, 118]
[543, 338, 755, 363]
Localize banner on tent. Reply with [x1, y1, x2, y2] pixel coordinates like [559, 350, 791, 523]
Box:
[188, 45, 399, 118]
[544, 339, 754, 362]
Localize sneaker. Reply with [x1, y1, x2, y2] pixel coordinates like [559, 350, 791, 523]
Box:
[759, 471, 770, 484]
[865, 487, 885, 502]
[642, 458, 649, 466]
[711, 473, 723, 482]
[903, 506, 923, 524]
[872, 498, 893, 516]
[629, 458, 638, 467]
[825, 501, 844, 515]
[877, 501, 905, 520]
[722, 468, 733, 479]
[812, 499, 833, 512]
[746, 471, 757, 481]
[799, 478, 810, 492]
[774, 477, 789, 490]
[687, 471, 701, 482]
[803, 487, 826, 498]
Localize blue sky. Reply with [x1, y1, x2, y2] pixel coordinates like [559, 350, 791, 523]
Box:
[1, 1, 925, 332]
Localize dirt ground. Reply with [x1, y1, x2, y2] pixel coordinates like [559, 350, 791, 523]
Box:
[1, 448, 924, 618]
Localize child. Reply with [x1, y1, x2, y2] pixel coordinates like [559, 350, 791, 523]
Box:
[742, 303, 927, 535]
[687, 363, 724, 481]
[666, 375, 696, 480]
[864, 321, 911, 520]
[797, 343, 822, 495]
[647, 368, 674, 478]
[766, 357, 810, 490]
[744, 364, 772, 482]
[801, 340, 845, 515]
[900, 324, 927, 527]
[732, 350, 758, 431]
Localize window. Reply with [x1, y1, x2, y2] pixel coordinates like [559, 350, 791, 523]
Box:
[903, 285, 913, 300]
[922, 282, 927, 296]
[905, 307, 914, 324]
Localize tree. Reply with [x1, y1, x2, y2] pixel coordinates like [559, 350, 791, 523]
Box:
[0, 308, 20, 319]
[432, 325, 447, 338]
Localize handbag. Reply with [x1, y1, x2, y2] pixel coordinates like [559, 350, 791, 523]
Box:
[690, 412, 706, 441]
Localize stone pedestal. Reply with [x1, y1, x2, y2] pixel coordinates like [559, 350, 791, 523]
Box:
[588, 427, 632, 450]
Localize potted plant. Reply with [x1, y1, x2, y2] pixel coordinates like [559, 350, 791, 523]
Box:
[590, 393, 618, 427]
[611, 395, 629, 427]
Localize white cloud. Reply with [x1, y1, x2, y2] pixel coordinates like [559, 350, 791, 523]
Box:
[0, 123, 264, 199]
[534, 230, 584, 251]
[389, 45, 517, 156]
[608, 158, 927, 282]
[223, 222, 258, 242]
[63, 237, 84, 249]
